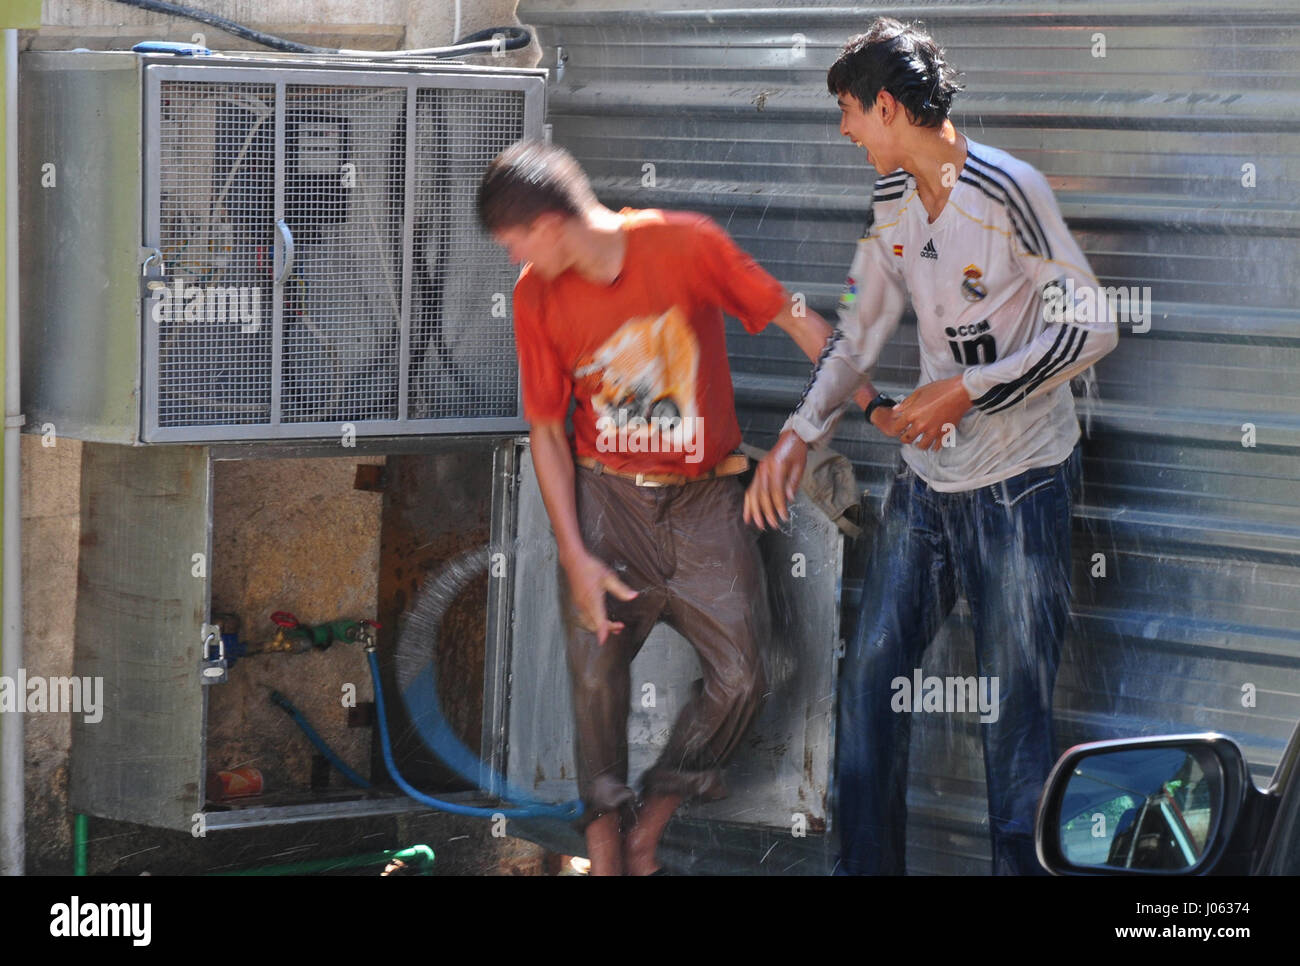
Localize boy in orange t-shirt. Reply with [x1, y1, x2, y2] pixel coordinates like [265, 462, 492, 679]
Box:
[478, 140, 866, 875]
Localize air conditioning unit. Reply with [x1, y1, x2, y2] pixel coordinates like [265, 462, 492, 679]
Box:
[21, 50, 544, 443]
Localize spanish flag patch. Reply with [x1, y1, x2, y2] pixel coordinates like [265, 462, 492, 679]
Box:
[892, 244, 904, 257]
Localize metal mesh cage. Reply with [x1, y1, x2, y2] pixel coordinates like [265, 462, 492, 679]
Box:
[279, 84, 404, 424]
[156, 81, 276, 427]
[148, 68, 534, 440]
[410, 88, 524, 421]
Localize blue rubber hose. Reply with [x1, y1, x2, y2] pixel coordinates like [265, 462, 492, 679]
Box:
[367, 648, 581, 821]
[400, 659, 555, 805]
[269, 690, 371, 790]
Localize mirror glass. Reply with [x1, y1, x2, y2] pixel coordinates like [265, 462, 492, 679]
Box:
[1057, 746, 1221, 871]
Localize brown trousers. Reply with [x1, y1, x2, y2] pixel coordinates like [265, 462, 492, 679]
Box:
[561, 464, 770, 830]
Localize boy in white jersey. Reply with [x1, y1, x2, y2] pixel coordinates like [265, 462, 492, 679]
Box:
[745, 17, 1117, 874]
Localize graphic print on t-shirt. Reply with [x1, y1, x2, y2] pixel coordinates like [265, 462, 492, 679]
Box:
[572, 305, 701, 453]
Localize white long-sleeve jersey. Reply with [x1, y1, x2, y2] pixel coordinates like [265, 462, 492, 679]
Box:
[786, 137, 1118, 492]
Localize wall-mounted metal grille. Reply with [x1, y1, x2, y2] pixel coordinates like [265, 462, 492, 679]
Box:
[156, 80, 276, 427]
[279, 84, 405, 425]
[143, 64, 539, 442]
[411, 88, 525, 421]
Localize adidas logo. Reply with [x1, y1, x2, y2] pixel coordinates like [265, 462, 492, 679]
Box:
[921, 238, 939, 260]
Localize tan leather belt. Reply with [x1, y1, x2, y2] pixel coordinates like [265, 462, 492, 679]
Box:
[576, 452, 749, 488]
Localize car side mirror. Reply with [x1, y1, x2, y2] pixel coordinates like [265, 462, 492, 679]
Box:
[1035, 734, 1251, 875]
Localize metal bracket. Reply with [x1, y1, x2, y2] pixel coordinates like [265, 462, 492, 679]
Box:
[199, 622, 228, 685]
[139, 246, 164, 276]
[139, 246, 167, 300]
[274, 219, 295, 285]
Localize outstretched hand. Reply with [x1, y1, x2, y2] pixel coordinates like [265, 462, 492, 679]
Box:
[744, 429, 809, 530]
[563, 550, 639, 646]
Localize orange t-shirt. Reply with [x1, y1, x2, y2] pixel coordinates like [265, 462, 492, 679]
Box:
[512, 209, 788, 476]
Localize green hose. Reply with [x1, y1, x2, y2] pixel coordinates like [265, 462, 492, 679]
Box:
[74, 809, 431, 875]
[74, 813, 88, 876]
[207, 844, 435, 876]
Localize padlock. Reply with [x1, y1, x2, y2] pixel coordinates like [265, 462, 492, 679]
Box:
[199, 627, 228, 685]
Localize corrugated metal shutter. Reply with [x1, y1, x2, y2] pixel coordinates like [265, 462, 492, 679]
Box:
[519, 0, 1300, 873]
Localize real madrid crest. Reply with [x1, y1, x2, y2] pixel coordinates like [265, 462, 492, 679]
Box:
[962, 263, 988, 302]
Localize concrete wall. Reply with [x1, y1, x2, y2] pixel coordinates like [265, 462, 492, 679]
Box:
[20, 434, 81, 873]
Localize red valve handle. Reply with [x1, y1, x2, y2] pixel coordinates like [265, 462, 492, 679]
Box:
[270, 611, 299, 628]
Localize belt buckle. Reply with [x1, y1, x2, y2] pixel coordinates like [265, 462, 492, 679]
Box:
[634, 473, 666, 488]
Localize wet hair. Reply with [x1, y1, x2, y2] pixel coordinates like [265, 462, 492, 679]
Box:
[477, 139, 598, 232]
[826, 18, 963, 128]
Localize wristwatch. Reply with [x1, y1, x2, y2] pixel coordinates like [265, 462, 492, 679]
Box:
[865, 392, 898, 425]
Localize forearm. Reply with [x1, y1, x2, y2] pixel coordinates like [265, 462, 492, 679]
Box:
[962, 315, 1118, 414]
[782, 267, 906, 445]
[530, 422, 637, 642]
[773, 305, 876, 424]
[528, 422, 587, 568]
[774, 303, 836, 364]
[786, 345, 873, 445]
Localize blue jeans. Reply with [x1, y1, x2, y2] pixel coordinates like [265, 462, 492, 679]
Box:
[835, 446, 1081, 875]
